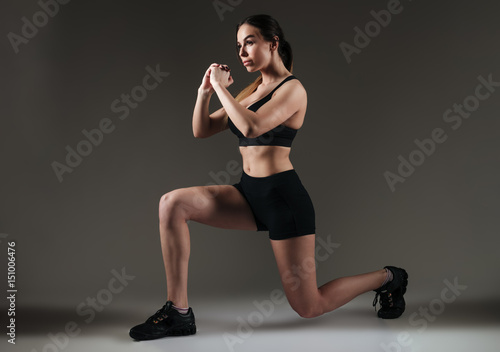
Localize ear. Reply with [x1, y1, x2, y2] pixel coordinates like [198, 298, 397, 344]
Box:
[270, 35, 279, 51]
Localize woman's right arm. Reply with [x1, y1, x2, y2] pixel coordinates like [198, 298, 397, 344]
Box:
[192, 64, 230, 139]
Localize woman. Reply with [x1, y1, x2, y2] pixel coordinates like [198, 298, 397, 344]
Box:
[129, 14, 408, 341]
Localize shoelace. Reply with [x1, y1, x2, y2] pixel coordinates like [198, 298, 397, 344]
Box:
[372, 289, 393, 311]
[148, 304, 170, 324]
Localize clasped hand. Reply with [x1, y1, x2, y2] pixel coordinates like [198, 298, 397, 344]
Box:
[209, 63, 234, 88]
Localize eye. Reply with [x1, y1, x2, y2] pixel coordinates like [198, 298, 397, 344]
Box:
[236, 40, 254, 51]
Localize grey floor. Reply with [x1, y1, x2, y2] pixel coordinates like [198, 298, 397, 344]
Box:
[5, 294, 499, 352]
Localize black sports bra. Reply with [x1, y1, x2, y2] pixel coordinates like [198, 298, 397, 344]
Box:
[227, 75, 299, 147]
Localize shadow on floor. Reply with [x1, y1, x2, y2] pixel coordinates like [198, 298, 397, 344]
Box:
[4, 298, 499, 337]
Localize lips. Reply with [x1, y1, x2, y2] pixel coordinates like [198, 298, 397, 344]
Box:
[243, 60, 252, 66]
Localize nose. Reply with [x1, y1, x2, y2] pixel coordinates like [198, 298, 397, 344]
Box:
[239, 46, 247, 58]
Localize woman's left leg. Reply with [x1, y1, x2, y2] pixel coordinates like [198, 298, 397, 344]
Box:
[270, 234, 387, 318]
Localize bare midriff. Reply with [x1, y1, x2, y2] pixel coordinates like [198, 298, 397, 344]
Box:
[239, 145, 294, 177]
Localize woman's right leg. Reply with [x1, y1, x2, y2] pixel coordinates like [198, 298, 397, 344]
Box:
[158, 184, 259, 308]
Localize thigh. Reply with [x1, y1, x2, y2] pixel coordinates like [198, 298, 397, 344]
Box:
[168, 184, 259, 231]
[250, 170, 315, 240]
[270, 234, 320, 307]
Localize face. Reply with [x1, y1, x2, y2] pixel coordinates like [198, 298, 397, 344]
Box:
[236, 23, 275, 72]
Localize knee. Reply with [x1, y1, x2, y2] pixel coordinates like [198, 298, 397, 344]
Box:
[159, 190, 174, 208]
[291, 302, 323, 319]
[159, 189, 185, 224]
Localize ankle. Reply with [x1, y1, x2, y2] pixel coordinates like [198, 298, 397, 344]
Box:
[172, 304, 189, 314]
[167, 298, 189, 308]
[379, 268, 393, 288]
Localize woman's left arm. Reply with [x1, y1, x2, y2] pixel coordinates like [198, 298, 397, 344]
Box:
[211, 66, 305, 138]
[211, 81, 257, 137]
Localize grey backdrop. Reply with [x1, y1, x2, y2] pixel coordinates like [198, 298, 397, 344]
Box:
[1, 0, 499, 327]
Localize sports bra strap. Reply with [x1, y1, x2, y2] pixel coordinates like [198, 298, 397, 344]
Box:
[269, 75, 296, 95]
[247, 75, 297, 111]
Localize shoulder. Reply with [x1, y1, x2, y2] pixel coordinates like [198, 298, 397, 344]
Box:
[276, 76, 307, 100]
[285, 76, 306, 92]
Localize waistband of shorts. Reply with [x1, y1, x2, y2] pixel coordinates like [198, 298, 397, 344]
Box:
[241, 168, 297, 181]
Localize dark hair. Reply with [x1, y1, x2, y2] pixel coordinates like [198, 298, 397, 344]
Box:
[234, 14, 294, 103]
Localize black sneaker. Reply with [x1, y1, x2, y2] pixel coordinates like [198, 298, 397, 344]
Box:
[372, 266, 408, 319]
[129, 301, 196, 340]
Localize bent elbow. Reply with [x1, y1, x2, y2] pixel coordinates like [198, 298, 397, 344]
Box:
[242, 125, 256, 138]
[193, 130, 206, 139]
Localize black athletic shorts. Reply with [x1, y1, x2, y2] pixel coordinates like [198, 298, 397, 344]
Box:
[231, 168, 316, 240]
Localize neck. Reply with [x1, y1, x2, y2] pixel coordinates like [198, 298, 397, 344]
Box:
[259, 56, 291, 85]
